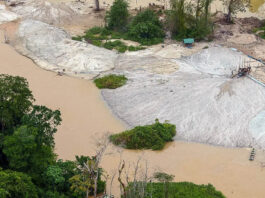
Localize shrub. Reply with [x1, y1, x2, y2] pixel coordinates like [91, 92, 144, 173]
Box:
[84, 27, 109, 41]
[103, 40, 122, 49]
[110, 119, 176, 150]
[128, 45, 145, 51]
[126, 182, 226, 198]
[86, 27, 104, 35]
[110, 31, 124, 39]
[103, 40, 128, 52]
[106, 0, 129, 31]
[253, 26, 265, 39]
[116, 44, 128, 53]
[94, 74, 127, 89]
[166, 0, 213, 41]
[72, 36, 82, 41]
[92, 40, 102, 47]
[127, 9, 165, 45]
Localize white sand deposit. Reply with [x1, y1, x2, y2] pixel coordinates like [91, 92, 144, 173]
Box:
[17, 20, 118, 79]
[102, 47, 265, 148]
[184, 47, 246, 76]
[0, 4, 18, 24]
[14, 19, 265, 149]
[6, 0, 75, 25]
[249, 110, 265, 144]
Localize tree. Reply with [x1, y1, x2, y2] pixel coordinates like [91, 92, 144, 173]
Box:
[127, 9, 165, 45]
[44, 165, 65, 191]
[0, 75, 34, 168]
[22, 105, 62, 148]
[70, 136, 108, 198]
[166, 0, 213, 40]
[56, 160, 78, 194]
[167, 0, 188, 39]
[221, 0, 250, 23]
[153, 172, 175, 198]
[3, 126, 55, 182]
[95, 0, 100, 11]
[70, 156, 97, 198]
[0, 169, 38, 198]
[69, 173, 93, 198]
[204, 0, 213, 23]
[0, 74, 34, 134]
[106, 0, 129, 31]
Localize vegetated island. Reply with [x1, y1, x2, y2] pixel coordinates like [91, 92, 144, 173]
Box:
[94, 74, 128, 89]
[110, 119, 176, 150]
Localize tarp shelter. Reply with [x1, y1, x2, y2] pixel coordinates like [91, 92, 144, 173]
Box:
[183, 38, 194, 47]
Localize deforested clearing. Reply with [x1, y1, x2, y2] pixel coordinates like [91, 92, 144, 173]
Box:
[1, 0, 265, 197]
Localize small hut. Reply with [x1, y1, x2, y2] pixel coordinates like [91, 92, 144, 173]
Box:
[183, 38, 194, 48]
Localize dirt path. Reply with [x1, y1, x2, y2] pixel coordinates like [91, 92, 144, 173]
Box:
[1, 27, 265, 198]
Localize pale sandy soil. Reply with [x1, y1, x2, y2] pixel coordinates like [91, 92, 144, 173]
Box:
[2, 25, 265, 198]
[48, 0, 265, 19]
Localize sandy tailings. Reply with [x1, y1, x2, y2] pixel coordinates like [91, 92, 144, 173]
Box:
[14, 19, 265, 149]
[5, 0, 106, 35]
[6, 0, 75, 25]
[102, 47, 265, 148]
[0, 4, 18, 24]
[17, 20, 118, 79]
[2, 28, 265, 198]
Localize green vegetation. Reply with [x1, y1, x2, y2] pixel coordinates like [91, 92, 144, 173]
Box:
[105, 0, 129, 31]
[221, 0, 250, 23]
[166, 0, 214, 41]
[94, 74, 128, 89]
[72, 0, 165, 50]
[72, 27, 145, 53]
[0, 169, 38, 198]
[0, 74, 226, 198]
[126, 182, 226, 198]
[253, 26, 265, 39]
[110, 119, 176, 150]
[0, 74, 105, 198]
[103, 40, 128, 53]
[105, 0, 165, 45]
[127, 9, 165, 45]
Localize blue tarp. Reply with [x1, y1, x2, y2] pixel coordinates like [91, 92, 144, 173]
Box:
[183, 38, 194, 44]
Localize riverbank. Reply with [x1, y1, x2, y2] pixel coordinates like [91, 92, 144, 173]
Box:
[1, 28, 265, 198]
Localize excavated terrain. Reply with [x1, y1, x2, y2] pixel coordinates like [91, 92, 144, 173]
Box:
[102, 47, 265, 148]
[0, 0, 265, 149]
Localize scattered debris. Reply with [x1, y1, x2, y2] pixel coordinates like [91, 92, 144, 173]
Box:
[236, 67, 251, 78]
[249, 148, 256, 161]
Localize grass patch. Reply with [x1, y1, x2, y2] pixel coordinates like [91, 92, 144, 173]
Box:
[128, 45, 145, 51]
[110, 119, 176, 150]
[253, 26, 265, 39]
[94, 74, 127, 89]
[72, 26, 148, 52]
[103, 40, 127, 52]
[72, 36, 82, 41]
[127, 182, 226, 198]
